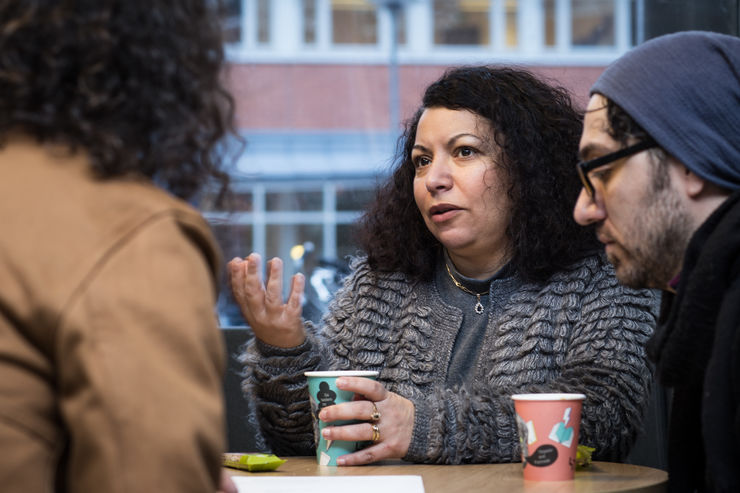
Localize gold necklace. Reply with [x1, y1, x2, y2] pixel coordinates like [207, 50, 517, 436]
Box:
[445, 263, 487, 315]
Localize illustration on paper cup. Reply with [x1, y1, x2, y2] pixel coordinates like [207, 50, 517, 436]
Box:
[548, 407, 575, 448]
[316, 381, 337, 410]
[516, 413, 537, 459]
[516, 412, 560, 468]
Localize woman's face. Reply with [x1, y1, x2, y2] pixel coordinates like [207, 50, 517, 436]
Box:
[412, 107, 512, 273]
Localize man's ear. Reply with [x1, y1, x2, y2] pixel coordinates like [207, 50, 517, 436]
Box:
[684, 169, 706, 198]
[672, 159, 706, 199]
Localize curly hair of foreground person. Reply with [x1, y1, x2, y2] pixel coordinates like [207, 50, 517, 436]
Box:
[357, 66, 600, 282]
[0, 0, 237, 199]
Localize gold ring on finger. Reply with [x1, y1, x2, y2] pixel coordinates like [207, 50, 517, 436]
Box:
[370, 402, 381, 421]
[371, 423, 380, 442]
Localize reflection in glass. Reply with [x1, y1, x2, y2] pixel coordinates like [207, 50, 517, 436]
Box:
[222, 0, 242, 43]
[212, 223, 253, 326]
[304, 0, 317, 44]
[333, 0, 377, 44]
[267, 224, 324, 295]
[266, 190, 323, 211]
[505, 0, 517, 47]
[337, 223, 361, 261]
[336, 186, 374, 211]
[434, 0, 490, 46]
[257, 0, 271, 44]
[544, 0, 556, 46]
[572, 0, 615, 46]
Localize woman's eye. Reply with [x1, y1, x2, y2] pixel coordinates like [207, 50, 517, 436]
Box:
[413, 156, 431, 168]
[457, 147, 476, 158]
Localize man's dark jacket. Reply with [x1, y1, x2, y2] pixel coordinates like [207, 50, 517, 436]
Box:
[648, 191, 740, 493]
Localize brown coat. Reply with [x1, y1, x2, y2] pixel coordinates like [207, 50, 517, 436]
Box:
[0, 139, 226, 492]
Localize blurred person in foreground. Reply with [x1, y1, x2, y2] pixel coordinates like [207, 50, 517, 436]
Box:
[230, 66, 659, 466]
[0, 1, 238, 492]
[572, 31, 740, 492]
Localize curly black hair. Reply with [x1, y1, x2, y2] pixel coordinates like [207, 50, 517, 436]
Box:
[0, 0, 236, 200]
[357, 66, 600, 282]
[603, 99, 651, 146]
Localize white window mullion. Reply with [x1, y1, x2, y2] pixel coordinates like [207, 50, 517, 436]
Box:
[323, 183, 337, 260]
[253, 184, 266, 261]
[405, 0, 432, 54]
[272, 0, 302, 53]
[556, 0, 571, 52]
[519, 0, 543, 55]
[490, 0, 504, 51]
[317, 0, 332, 50]
[242, 0, 255, 50]
[614, 0, 631, 51]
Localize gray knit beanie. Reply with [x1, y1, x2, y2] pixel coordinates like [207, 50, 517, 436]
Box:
[591, 31, 740, 190]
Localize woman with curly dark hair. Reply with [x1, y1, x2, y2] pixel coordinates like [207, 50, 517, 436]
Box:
[230, 66, 659, 466]
[0, 1, 237, 492]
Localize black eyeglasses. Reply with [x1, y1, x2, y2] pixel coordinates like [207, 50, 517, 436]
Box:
[577, 139, 657, 198]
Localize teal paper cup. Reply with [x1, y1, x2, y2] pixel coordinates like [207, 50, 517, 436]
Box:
[305, 370, 379, 466]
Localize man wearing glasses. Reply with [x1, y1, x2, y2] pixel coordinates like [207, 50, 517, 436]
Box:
[573, 31, 740, 493]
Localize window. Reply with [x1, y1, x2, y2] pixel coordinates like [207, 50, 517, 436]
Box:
[202, 178, 375, 325]
[572, 0, 615, 46]
[333, 0, 378, 44]
[434, 0, 490, 45]
[211, 0, 654, 326]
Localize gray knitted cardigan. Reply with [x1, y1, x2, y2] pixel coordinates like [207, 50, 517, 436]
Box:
[241, 253, 659, 463]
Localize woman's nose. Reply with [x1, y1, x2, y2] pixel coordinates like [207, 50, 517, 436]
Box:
[424, 158, 453, 192]
[573, 187, 607, 225]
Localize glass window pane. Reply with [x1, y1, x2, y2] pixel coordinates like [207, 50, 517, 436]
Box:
[572, 0, 615, 46]
[212, 223, 253, 263]
[198, 189, 252, 213]
[257, 0, 271, 44]
[267, 223, 324, 291]
[544, 0, 556, 46]
[337, 223, 361, 261]
[505, 0, 517, 47]
[222, 0, 242, 43]
[266, 190, 323, 211]
[228, 191, 253, 212]
[304, 0, 317, 44]
[395, 7, 407, 45]
[333, 0, 377, 44]
[336, 186, 374, 211]
[434, 0, 490, 46]
[211, 223, 253, 326]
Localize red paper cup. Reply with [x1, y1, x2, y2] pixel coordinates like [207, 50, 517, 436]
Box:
[511, 393, 586, 481]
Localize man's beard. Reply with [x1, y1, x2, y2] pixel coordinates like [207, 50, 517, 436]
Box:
[607, 186, 693, 290]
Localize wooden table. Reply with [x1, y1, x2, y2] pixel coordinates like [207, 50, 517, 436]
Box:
[225, 456, 667, 493]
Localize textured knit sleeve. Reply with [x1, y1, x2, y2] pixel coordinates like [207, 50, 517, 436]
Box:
[240, 258, 409, 456]
[239, 328, 324, 455]
[404, 255, 659, 463]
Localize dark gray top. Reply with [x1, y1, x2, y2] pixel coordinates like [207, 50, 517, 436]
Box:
[438, 253, 518, 386]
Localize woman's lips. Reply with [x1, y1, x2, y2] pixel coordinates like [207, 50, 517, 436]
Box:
[429, 204, 461, 223]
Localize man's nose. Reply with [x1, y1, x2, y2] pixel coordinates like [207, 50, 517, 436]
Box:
[573, 187, 606, 225]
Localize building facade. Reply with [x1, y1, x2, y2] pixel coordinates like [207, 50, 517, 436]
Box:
[208, 0, 739, 323]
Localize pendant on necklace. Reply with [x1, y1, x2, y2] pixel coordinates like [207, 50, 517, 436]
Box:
[474, 295, 484, 314]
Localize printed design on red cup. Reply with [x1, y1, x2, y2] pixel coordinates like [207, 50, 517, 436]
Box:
[517, 413, 559, 468]
[525, 444, 559, 468]
[548, 407, 575, 448]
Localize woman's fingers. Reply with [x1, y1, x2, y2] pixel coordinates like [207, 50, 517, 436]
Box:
[318, 385, 415, 466]
[287, 272, 305, 315]
[226, 253, 306, 347]
[264, 257, 285, 307]
[335, 376, 386, 401]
